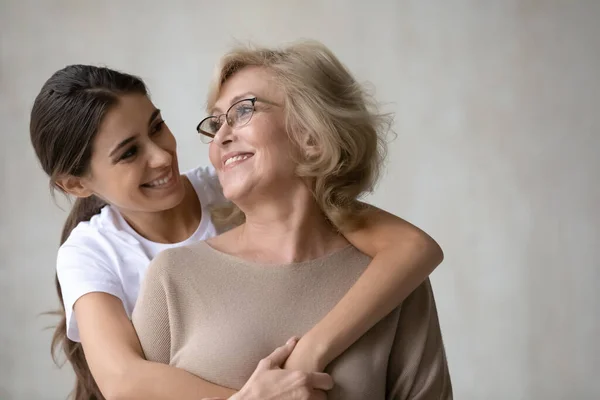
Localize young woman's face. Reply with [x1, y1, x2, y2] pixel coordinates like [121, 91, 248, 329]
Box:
[81, 94, 185, 213]
[208, 66, 299, 204]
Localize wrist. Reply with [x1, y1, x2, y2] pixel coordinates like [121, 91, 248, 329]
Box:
[299, 330, 333, 371]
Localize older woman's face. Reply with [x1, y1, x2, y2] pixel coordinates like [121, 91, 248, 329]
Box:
[209, 66, 297, 203]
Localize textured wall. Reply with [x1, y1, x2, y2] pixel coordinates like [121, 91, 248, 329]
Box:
[1, 1, 598, 399]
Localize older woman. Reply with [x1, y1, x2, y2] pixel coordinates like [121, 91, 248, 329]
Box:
[132, 41, 452, 399]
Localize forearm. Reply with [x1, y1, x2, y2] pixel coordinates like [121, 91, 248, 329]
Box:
[75, 293, 238, 400]
[306, 248, 438, 366]
[303, 206, 443, 368]
[109, 358, 237, 400]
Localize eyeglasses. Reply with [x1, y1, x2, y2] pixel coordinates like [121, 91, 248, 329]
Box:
[196, 97, 258, 144]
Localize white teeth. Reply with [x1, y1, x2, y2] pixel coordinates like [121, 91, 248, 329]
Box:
[146, 171, 173, 187]
[224, 154, 252, 166]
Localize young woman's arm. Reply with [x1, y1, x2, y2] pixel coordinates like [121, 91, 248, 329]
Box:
[76, 293, 331, 400]
[285, 204, 443, 371]
[75, 293, 237, 400]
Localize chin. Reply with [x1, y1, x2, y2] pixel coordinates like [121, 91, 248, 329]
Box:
[173, 182, 187, 202]
[221, 188, 240, 203]
[220, 183, 248, 204]
[157, 196, 185, 212]
[146, 182, 187, 212]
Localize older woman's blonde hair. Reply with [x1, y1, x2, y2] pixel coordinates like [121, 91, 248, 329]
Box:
[208, 40, 392, 231]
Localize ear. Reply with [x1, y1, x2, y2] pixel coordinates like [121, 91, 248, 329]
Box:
[302, 134, 321, 160]
[55, 175, 94, 198]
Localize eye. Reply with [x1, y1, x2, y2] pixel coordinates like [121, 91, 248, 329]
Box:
[118, 146, 138, 161]
[150, 120, 165, 135]
[236, 105, 253, 118]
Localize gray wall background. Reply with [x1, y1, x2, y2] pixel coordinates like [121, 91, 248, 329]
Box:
[1, 1, 598, 399]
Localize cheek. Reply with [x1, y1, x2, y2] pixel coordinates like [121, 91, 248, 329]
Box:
[249, 118, 289, 154]
[86, 166, 138, 204]
[268, 130, 294, 164]
[110, 166, 142, 192]
[159, 128, 177, 150]
[208, 143, 220, 168]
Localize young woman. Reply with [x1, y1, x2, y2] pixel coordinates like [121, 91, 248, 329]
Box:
[30, 64, 443, 400]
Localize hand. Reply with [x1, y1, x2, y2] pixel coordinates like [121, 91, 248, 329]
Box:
[284, 336, 327, 373]
[233, 337, 334, 400]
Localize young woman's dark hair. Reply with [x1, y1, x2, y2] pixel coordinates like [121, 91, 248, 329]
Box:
[30, 64, 147, 399]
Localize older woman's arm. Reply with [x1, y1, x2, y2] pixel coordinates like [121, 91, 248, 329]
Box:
[386, 279, 452, 399]
[285, 204, 443, 371]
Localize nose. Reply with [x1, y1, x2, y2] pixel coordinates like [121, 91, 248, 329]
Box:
[213, 122, 235, 147]
[147, 141, 172, 169]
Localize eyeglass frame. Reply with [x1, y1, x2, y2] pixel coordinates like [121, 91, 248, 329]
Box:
[196, 97, 279, 143]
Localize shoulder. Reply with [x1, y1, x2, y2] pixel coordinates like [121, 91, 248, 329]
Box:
[57, 205, 143, 276]
[143, 241, 221, 287]
[56, 228, 123, 301]
[144, 244, 200, 280]
[58, 220, 113, 269]
[61, 205, 123, 249]
[138, 244, 209, 302]
[335, 245, 372, 267]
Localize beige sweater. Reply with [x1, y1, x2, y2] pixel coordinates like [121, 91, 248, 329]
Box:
[132, 242, 452, 399]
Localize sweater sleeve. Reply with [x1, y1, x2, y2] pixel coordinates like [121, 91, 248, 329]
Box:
[386, 279, 453, 399]
[131, 249, 175, 364]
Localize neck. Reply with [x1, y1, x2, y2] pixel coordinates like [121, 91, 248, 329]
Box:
[232, 184, 348, 264]
[118, 177, 201, 244]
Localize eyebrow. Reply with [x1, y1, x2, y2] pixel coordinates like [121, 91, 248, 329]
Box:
[108, 109, 162, 157]
[211, 93, 254, 115]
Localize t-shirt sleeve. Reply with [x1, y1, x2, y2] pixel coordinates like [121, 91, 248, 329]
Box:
[386, 279, 453, 399]
[131, 249, 174, 364]
[56, 235, 126, 343]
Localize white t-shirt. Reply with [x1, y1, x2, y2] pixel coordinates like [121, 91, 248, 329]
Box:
[57, 165, 228, 342]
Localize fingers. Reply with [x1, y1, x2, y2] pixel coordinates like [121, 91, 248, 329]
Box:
[308, 372, 334, 390]
[260, 337, 298, 369]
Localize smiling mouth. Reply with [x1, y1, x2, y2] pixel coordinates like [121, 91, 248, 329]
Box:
[224, 153, 254, 167]
[141, 170, 174, 188]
